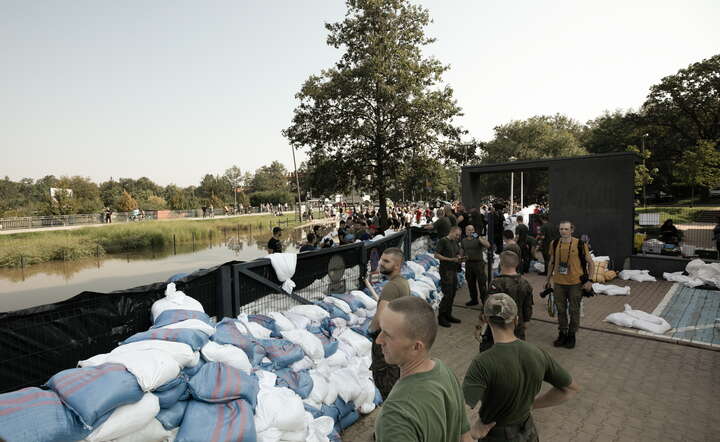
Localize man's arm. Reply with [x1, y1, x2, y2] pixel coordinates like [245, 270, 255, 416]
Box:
[545, 247, 554, 288]
[532, 380, 580, 409]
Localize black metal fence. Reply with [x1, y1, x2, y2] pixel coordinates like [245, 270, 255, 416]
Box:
[0, 230, 424, 393]
[634, 206, 719, 258]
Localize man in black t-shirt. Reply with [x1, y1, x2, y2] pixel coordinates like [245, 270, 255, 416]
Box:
[435, 226, 463, 328]
[267, 226, 283, 254]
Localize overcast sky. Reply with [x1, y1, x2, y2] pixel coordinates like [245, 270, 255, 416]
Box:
[2, 0, 718, 187]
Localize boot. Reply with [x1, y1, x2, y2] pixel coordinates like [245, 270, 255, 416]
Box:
[465, 299, 479, 306]
[564, 333, 576, 349]
[438, 316, 451, 328]
[447, 315, 462, 324]
[553, 332, 567, 347]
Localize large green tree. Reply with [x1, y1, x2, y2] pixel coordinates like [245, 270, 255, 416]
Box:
[283, 0, 465, 225]
[674, 140, 720, 206]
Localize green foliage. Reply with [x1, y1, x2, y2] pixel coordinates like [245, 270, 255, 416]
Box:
[626, 145, 658, 190]
[583, 110, 643, 154]
[283, 0, 465, 224]
[117, 190, 138, 212]
[249, 190, 293, 206]
[674, 140, 720, 205]
[249, 161, 290, 193]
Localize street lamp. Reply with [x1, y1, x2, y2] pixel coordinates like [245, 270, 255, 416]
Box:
[291, 145, 302, 220]
[509, 156, 517, 214]
[641, 134, 649, 208]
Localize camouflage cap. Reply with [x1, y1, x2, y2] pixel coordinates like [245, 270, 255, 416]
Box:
[483, 293, 518, 323]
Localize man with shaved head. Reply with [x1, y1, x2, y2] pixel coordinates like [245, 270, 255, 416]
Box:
[375, 296, 470, 442]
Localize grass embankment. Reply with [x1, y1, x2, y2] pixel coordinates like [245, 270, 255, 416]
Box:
[635, 206, 710, 225]
[0, 213, 315, 268]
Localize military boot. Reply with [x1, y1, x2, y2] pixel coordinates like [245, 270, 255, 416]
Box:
[564, 333, 576, 349]
[553, 332, 567, 347]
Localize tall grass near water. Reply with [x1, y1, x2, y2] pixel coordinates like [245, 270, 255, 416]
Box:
[0, 214, 302, 268]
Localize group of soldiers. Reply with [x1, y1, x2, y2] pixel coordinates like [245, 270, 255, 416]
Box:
[364, 206, 593, 441]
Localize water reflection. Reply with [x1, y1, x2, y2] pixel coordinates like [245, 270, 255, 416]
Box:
[0, 227, 311, 312]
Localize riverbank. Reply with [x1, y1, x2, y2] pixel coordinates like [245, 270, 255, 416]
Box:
[0, 212, 328, 268]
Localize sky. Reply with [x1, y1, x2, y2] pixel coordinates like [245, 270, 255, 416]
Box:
[2, 0, 719, 187]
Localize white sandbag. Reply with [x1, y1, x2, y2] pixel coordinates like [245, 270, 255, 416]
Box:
[254, 387, 306, 433]
[282, 329, 325, 362]
[604, 312, 635, 328]
[85, 393, 160, 442]
[663, 272, 704, 287]
[268, 312, 296, 331]
[405, 261, 426, 276]
[323, 347, 349, 367]
[266, 253, 297, 293]
[81, 350, 180, 392]
[408, 280, 431, 300]
[414, 276, 436, 292]
[354, 308, 369, 318]
[604, 304, 672, 334]
[307, 415, 335, 442]
[287, 305, 330, 322]
[328, 367, 363, 404]
[356, 377, 377, 414]
[236, 314, 273, 338]
[151, 283, 205, 321]
[592, 283, 631, 296]
[159, 318, 215, 337]
[322, 296, 352, 314]
[78, 353, 110, 367]
[532, 262, 545, 273]
[291, 356, 314, 372]
[618, 270, 657, 282]
[112, 339, 197, 368]
[350, 290, 377, 310]
[304, 372, 329, 409]
[256, 369, 278, 389]
[330, 317, 348, 329]
[347, 312, 364, 326]
[113, 418, 175, 442]
[284, 312, 312, 330]
[200, 341, 252, 373]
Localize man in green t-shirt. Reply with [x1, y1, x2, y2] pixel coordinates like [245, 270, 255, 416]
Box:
[375, 296, 470, 442]
[435, 226, 463, 327]
[462, 294, 580, 441]
[366, 247, 410, 399]
[432, 207, 452, 237]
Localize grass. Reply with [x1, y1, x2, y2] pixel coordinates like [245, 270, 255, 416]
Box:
[635, 206, 714, 224]
[0, 212, 323, 268]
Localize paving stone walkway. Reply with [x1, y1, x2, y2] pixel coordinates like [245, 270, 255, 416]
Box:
[342, 283, 720, 442]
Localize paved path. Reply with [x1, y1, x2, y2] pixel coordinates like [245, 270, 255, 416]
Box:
[343, 284, 720, 442]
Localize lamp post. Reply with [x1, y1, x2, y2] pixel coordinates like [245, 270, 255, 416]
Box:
[641, 133, 649, 208]
[291, 145, 302, 221]
[509, 156, 517, 214]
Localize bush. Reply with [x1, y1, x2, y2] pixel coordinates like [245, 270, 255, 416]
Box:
[249, 191, 293, 206]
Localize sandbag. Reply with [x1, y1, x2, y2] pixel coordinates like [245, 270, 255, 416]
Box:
[274, 368, 314, 399]
[307, 325, 338, 358]
[266, 252, 297, 293]
[152, 309, 213, 329]
[182, 358, 205, 378]
[160, 318, 216, 337]
[85, 393, 160, 442]
[201, 341, 253, 373]
[112, 339, 198, 368]
[154, 376, 189, 409]
[663, 271, 704, 287]
[257, 338, 305, 370]
[188, 362, 259, 407]
[287, 305, 330, 323]
[349, 290, 377, 310]
[87, 349, 181, 392]
[114, 419, 177, 442]
[323, 296, 353, 315]
[267, 312, 296, 331]
[0, 387, 90, 442]
[237, 314, 274, 339]
[329, 293, 365, 312]
[283, 312, 312, 330]
[304, 372, 329, 409]
[121, 328, 209, 351]
[405, 261, 426, 277]
[45, 363, 144, 428]
[176, 399, 256, 442]
[248, 314, 282, 338]
[590, 260, 609, 283]
[618, 269, 657, 282]
[152, 283, 205, 321]
[254, 386, 306, 433]
[281, 329, 325, 362]
[314, 301, 350, 321]
[591, 283, 631, 296]
[156, 400, 188, 430]
[333, 328, 372, 356]
[213, 318, 267, 366]
[604, 304, 672, 334]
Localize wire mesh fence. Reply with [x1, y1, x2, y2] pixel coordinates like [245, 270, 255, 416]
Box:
[634, 206, 719, 258]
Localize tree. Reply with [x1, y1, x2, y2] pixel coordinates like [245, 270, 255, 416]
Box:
[674, 140, 720, 206]
[626, 145, 658, 195]
[249, 161, 290, 193]
[583, 110, 643, 154]
[117, 190, 138, 212]
[283, 0, 465, 226]
[642, 54, 720, 148]
[223, 165, 246, 208]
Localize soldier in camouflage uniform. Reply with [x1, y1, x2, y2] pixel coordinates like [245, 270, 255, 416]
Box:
[478, 251, 533, 352]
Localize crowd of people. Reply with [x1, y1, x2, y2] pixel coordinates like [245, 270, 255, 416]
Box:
[262, 198, 597, 441]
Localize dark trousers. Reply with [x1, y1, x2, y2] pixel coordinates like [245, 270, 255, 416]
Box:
[554, 283, 583, 333]
[439, 268, 458, 318]
[481, 415, 538, 442]
[466, 261, 487, 304]
[370, 335, 399, 400]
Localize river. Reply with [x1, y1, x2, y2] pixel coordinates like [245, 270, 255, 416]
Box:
[0, 227, 311, 312]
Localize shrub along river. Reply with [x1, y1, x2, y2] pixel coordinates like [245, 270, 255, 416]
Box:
[0, 228, 309, 312]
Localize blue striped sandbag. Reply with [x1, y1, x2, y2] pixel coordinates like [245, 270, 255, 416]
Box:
[188, 362, 259, 407]
[121, 328, 209, 351]
[273, 368, 314, 399]
[256, 338, 304, 370]
[212, 318, 266, 366]
[157, 400, 188, 430]
[175, 399, 256, 442]
[152, 309, 213, 329]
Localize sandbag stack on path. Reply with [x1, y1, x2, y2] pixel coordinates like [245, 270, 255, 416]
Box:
[664, 258, 720, 289]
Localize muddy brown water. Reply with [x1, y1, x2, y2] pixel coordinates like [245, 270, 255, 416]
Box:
[0, 227, 314, 312]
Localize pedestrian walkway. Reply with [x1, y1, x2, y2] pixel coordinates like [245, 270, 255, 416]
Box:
[648, 285, 720, 347]
[343, 286, 720, 442]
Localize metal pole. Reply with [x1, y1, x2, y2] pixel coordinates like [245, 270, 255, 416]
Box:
[642, 135, 647, 208]
[291, 146, 302, 221]
[520, 172, 524, 209]
[510, 172, 514, 215]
